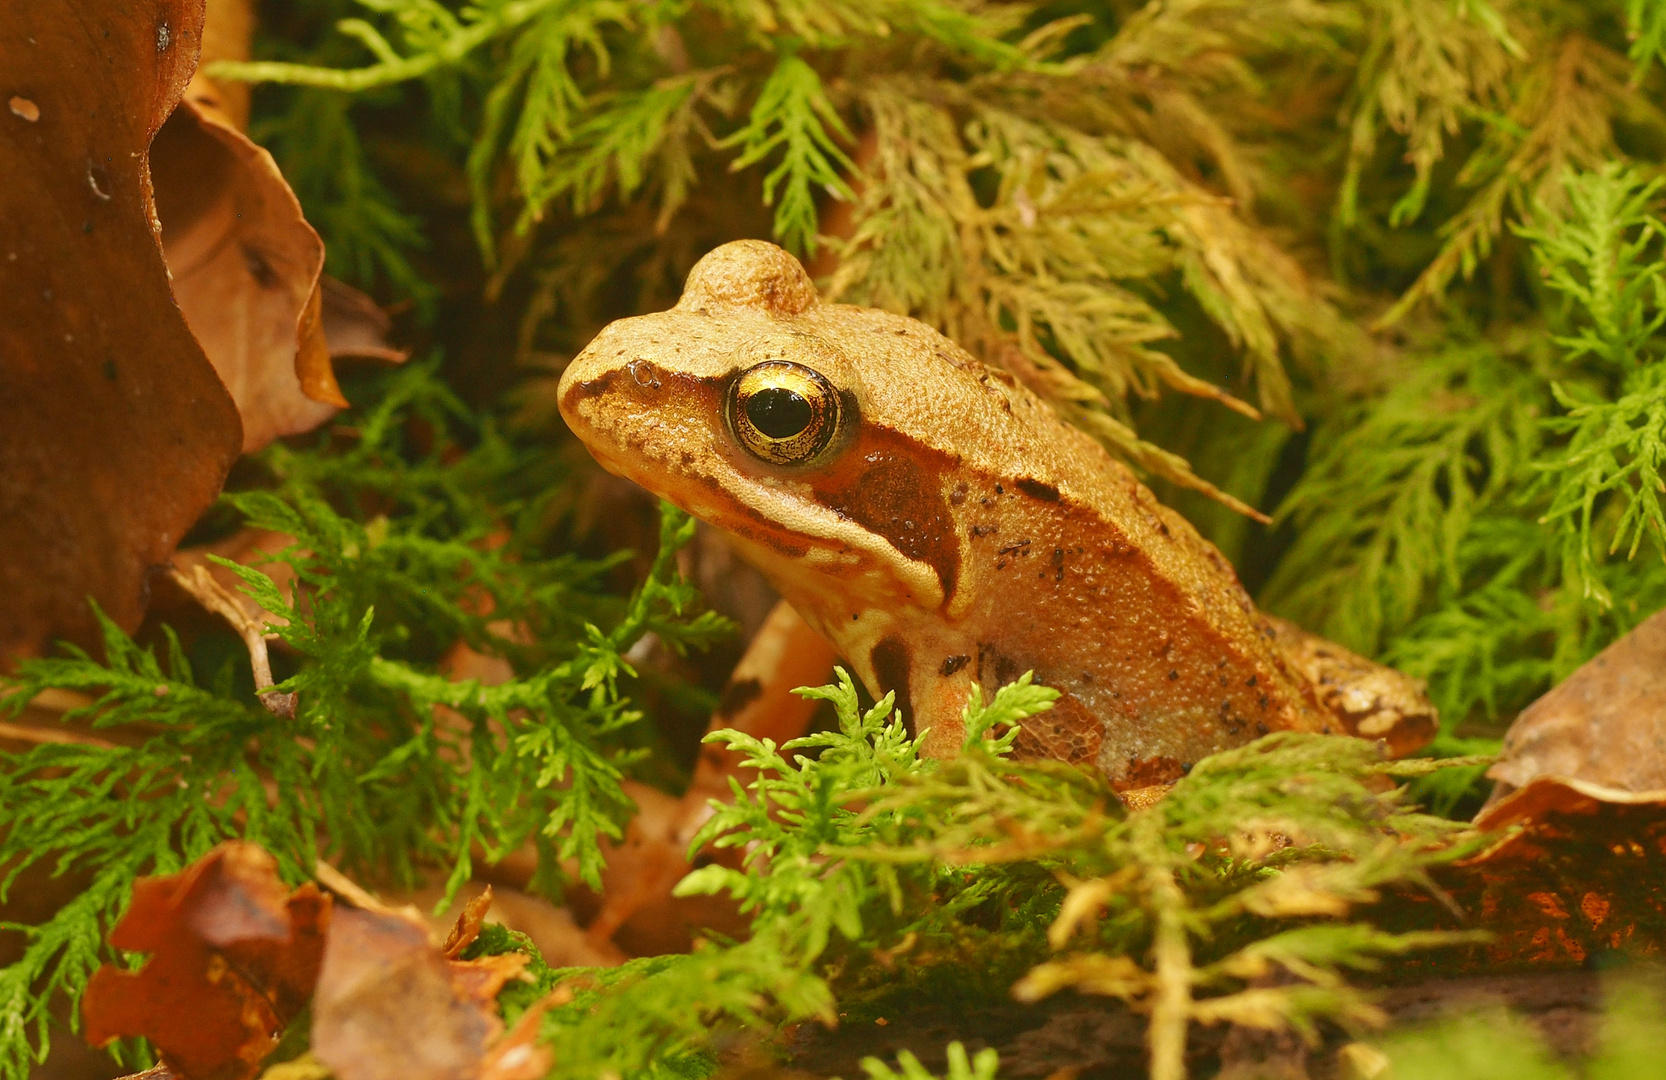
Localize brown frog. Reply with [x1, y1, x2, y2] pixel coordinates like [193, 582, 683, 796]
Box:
[558, 240, 1434, 788]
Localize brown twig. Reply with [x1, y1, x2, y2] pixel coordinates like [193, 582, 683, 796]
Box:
[167, 562, 297, 718]
[313, 860, 434, 931]
[313, 859, 388, 911]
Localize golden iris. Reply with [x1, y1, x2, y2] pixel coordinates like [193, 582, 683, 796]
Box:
[726, 361, 842, 465]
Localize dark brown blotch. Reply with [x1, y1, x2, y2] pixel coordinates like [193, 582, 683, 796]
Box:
[1014, 477, 1060, 502]
[715, 677, 763, 719]
[1123, 756, 1188, 787]
[813, 426, 962, 603]
[562, 367, 620, 408]
[940, 654, 970, 677]
[871, 637, 914, 735]
[970, 641, 1027, 687]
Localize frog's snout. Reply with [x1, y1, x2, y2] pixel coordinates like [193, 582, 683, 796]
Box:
[557, 340, 725, 481]
[557, 347, 622, 418]
[558, 341, 650, 444]
[558, 347, 658, 487]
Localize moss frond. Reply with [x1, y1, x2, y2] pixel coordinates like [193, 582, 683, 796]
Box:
[1378, 25, 1649, 324]
[721, 51, 858, 254]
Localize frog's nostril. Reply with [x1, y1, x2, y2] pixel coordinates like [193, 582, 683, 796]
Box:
[628, 359, 663, 390]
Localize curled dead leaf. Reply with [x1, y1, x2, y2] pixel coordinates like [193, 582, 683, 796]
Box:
[476, 995, 556, 1080]
[311, 902, 530, 1080]
[148, 0, 407, 453]
[321, 275, 410, 364]
[480, 886, 627, 969]
[443, 887, 496, 959]
[189, 0, 253, 128]
[1437, 780, 1666, 968]
[167, 559, 296, 717]
[83, 842, 331, 1080]
[1487, 608, 1666, 800]
[1401, 608, 1666, 968]
[572, 779, 750, 956]
[171, 526, 298, 629]
[0, 0, 244, 661]
[150, 96, 344, 452]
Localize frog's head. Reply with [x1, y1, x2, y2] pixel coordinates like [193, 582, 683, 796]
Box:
[558, 240, 1007, 614]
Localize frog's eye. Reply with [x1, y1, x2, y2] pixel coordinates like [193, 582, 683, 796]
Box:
[726, 361, 842, 466]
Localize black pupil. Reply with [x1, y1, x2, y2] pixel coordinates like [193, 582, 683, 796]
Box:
[746, 385, 813, 439]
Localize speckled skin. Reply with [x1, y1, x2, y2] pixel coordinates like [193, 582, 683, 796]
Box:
[558, 241, 1435, 786]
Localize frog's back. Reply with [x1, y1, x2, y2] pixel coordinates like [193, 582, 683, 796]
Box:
[559, 241, 1434, 786]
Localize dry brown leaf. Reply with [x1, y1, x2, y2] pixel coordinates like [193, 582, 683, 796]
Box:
[321, 275, 410, 364]
[476, 994, 558, 1080]
[443, 887, 496, 959]
[0, 0, 244, 661]
[1420, 779, 1666, 968]
[191, 0, 253, 128]
[162, 526, 299, 716]
[167, 559, 297, 716]
[150, 96, 344, 452]
[312, 904, 529, 1080]
[171, 527, 298, 628]
[571, 780, 749, 956]
[1391, 616, 1666, 970]
[450, 952, 532, 1010]
[556, 599, 816, 955]
[479, 887, 626, 969]
[0, 685, 121, 753]
[143, 0, 401, 453]
[1487, 608, 1666, 798]
[83, 842, 332, 1080]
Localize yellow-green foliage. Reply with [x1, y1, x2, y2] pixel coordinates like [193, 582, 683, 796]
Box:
[219, 0, 1367, 510]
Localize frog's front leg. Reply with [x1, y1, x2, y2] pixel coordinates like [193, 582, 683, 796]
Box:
[832, 613, 981, 758]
